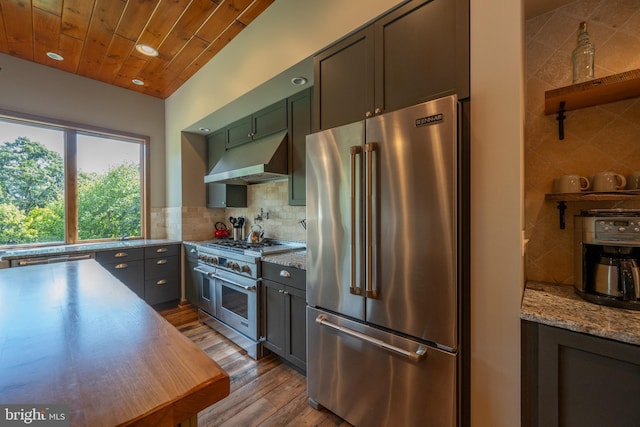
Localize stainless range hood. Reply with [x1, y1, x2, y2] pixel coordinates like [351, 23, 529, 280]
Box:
[204, 130, 289, 185]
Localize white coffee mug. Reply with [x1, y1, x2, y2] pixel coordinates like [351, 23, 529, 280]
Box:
[626, 171, 640, 190]
[592, 172, 626, 192]
[552, 175, 590, 193]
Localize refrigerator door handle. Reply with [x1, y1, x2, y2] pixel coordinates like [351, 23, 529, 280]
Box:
[350, 145, 363, 296]
[315, 315, 427, 362]
[365, 142, 378, 298]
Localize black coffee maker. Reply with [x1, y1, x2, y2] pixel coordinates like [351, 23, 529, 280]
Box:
[575, 209, 640, 310]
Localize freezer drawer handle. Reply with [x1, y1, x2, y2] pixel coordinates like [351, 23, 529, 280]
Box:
[315, 315, 427, 362]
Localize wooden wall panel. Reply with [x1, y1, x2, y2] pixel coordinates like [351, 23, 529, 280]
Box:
[33, 7, 61, 64]
[61, 0, 95, 40]
[0, 0, 276, 98]
[1, 0, 34, 59]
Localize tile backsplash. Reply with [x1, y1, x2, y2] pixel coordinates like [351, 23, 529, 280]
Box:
[164, 180, 306, 243]
[226, 180, 307, 242]
[525, 0, 640, 285]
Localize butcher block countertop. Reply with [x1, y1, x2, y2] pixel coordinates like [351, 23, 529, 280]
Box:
[0, 259, 229, 426]
[521, 281, 640, 346]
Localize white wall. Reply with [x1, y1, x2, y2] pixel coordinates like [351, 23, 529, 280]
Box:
[0, 53, 166, 208]
[165, 0, 406, 208]
[470, 0, 525, 426]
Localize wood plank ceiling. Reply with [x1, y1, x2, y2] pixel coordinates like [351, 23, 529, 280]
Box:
[0, 0, 275, 99]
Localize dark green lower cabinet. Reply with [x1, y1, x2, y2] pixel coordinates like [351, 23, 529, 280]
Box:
[95, 248, 145, 299]
[184, 243, 199, 306]
[96, 244, 181, 308]
[262, 262, 306, 372]
[100, 259, 145, 299]
[522, 320, 640, 427]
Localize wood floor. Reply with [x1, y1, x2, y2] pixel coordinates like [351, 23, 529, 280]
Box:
[161, 305, 351, 427]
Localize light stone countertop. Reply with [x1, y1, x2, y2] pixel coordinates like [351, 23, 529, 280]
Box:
[521, 281, 640, 346]
[261, 250, 306, 270]
[0, 239, 181, 260]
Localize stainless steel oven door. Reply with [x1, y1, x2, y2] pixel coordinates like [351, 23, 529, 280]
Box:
[214, 269, 259, 340]
[195, 264, 216, 317]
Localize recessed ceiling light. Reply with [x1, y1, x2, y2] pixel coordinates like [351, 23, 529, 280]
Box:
[291, 76, 308, 85]
[199, 127, 211, 132]
[132, 79, 145, 86]
[46, 52, 64, 61]
[135, 44, 159, 57]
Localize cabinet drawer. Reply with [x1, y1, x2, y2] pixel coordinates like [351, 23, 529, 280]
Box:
[145, 256, 179, 279]
[100, 260, 144, 299]
[145, 244, 180, 259]
[96, 247, 144, 263]
[145, 276, 180, 306]
[262, 262, 306, 291]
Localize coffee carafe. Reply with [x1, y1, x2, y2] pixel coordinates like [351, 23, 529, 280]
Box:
[574, 210, 640, 310]
[592, 247, 640, 300]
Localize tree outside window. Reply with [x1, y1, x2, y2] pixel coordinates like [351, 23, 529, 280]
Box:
[0, 116, 147, 247]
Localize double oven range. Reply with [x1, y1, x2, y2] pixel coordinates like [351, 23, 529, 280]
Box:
[194, 239, 304, 359]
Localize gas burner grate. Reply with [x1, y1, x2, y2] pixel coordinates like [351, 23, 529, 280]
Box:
[206, 239, 275, 251]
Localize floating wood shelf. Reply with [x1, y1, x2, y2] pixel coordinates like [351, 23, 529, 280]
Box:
[544, 69, 640, 139]
[545, 191, 640, 229]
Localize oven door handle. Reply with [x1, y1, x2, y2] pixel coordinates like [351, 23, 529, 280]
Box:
[214, 274, 257, 292]
[194, 266, 215, 277]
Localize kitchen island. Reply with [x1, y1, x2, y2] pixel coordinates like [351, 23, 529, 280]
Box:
[0, 259, 229, 426]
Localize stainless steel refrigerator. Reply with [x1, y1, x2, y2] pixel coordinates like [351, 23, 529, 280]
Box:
[305, 95, 469, 427]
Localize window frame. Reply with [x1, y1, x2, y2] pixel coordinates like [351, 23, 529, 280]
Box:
[0, 108, 150, 247]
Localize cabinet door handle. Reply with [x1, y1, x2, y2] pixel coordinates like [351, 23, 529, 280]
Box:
[278, 289, 284, 294]
[115, 263, 128, 269]
[365, 111, 373, 118]
[374, 107, 383, 115]
[279, 270, 291, 278]
[156, 248, 168, 253]
[156, 259, 167, 265]
[115, 252, 128, 258]
[156, 280, 167, 285]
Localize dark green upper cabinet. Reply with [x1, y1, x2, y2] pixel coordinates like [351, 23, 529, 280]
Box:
[207, 129, 247, 208]
[226, 99, 288, 149]
[313, 27, 374, 131]
[288, 88, 312, 206]
[225, 116, 253, 148]
[205, 92, 311, 206]
[313, 0, 469, 131]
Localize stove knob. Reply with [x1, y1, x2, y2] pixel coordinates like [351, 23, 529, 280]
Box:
[226, 261, 233, 268]
[232, 263, 240, 271]
[211, 257, 218, 265]
[241, 265, 251, 274]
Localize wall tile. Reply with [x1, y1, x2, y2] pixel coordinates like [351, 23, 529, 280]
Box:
[525, 0, 640, 285]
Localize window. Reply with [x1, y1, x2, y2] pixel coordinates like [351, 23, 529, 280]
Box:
[0, 112, 149, 247]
